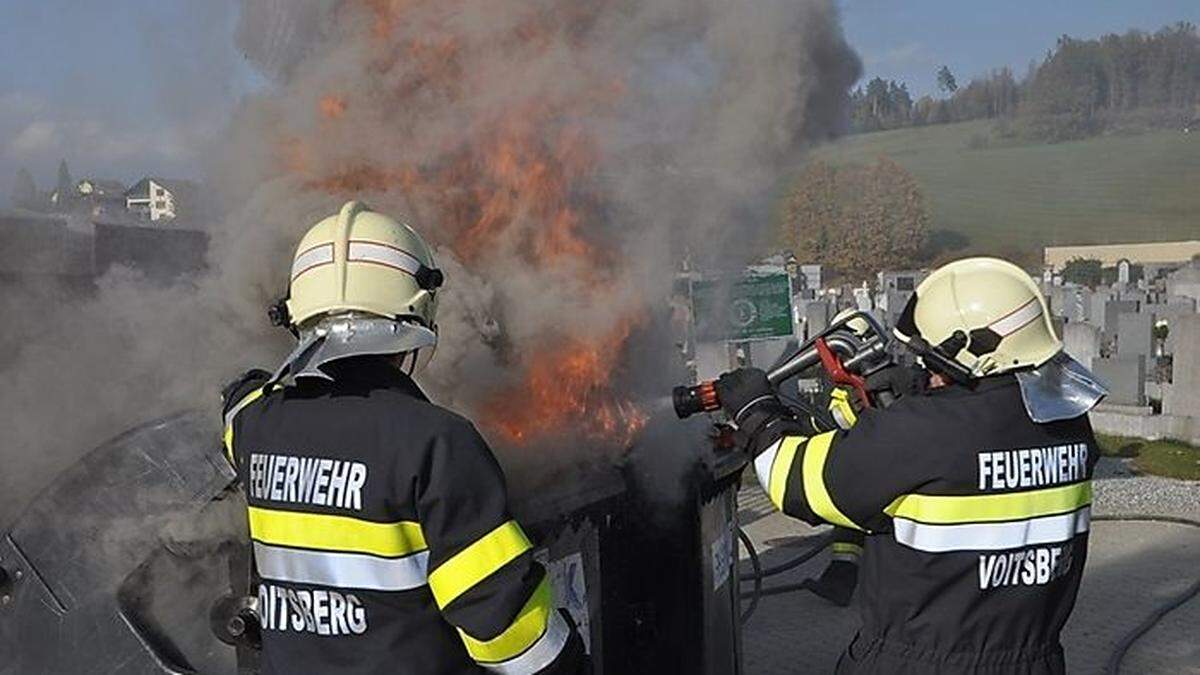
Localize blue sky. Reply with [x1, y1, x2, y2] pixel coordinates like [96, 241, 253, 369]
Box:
[2, 1, 1199, 197]
[0, 0, 260, 192]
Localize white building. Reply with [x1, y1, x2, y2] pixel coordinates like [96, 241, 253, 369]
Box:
[124, 178, 196, 222]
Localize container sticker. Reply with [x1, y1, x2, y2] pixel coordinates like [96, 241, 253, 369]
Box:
[543, 551, 590, 653]
[711, 526, 734, 591]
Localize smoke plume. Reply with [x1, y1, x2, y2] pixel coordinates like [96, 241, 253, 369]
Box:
[0, 0, 859, 523]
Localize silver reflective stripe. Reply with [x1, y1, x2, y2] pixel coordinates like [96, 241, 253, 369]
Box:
[753, 439, 783, 497]
[830, 405, 853, 430]
[347, 240, 422, 275]
[291, 243, 335, 280]
[892, 506, 1090, 553]
[254, 542, 429, 591]
[990, 298, 1042, 336]
[480, 610, 571, 675]
[831, 552, 860, 563]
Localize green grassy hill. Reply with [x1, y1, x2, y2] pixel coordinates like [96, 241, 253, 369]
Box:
[809, 120, 1200, 256]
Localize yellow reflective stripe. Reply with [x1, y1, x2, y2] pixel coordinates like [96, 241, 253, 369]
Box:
[801, 432, 863, 531]
[459, 577, 554, 663]
[429, 521, 532, 608]
[829, 389, 857, 428]
[831, 542, 863, 557]
[884, 481, 1093, 524]
[222, 387, 266, 465]
[247, 507, 427, 557]
[767, 437, 805, 510]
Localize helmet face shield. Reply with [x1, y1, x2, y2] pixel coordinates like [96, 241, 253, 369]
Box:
[1015, 352, 1108, 422]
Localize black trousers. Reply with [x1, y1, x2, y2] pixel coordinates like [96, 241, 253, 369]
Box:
[835, 632, 1066, 675]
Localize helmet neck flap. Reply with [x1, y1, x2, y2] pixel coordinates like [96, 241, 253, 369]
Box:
[269, 312, 437, 385]
[1014, 352, 1108, 422]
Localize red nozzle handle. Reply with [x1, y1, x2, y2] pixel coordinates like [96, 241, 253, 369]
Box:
[815, 337, 872, 409]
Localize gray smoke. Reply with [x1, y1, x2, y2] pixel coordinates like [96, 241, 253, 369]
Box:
[0, 0, 859, 523]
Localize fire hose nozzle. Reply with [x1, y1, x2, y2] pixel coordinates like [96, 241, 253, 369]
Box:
[673, 381, 720, 419]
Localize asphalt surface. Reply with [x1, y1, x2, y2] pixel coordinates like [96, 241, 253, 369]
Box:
[737, 458, 1200, 674]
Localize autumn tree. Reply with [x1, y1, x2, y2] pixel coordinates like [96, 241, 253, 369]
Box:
[779, 158, 929, 282]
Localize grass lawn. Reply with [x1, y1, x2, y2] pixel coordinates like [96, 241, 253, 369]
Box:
[1095, 434, 1200, 481]
[807, 120, 1200, 256]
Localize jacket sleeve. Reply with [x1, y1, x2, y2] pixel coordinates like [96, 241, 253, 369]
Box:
[220, 369, 272, 467]
[829, 527, 864, 563]
[752, 403, 936, 533]
[416, 419, 583, 675]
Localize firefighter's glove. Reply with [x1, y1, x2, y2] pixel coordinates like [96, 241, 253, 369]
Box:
[715, 368, 799, 455]
[865, 363, 923, 401]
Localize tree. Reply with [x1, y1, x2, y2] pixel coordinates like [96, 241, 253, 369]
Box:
[849, 78, 915, 132]
[1060, 257, 1103, 288]
[10, 168, 37, 209]
[888, 81, 914, 125]
[911, 96, 935, 125]
[937, 65, 958, 94]
[56, 159, 73, 195]
[779, 158, 929, 282]
[844, 22, 1200, 138]
[53, 158, 75, 210]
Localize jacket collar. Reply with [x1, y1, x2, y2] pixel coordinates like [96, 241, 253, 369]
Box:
[317, 355, 431, 401]
[925, 372, 1019, 399]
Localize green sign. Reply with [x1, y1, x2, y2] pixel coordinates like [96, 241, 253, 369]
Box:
[693, 274, 794, 342]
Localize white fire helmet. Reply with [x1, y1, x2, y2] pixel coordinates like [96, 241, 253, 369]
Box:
[270, 201, 444, 382]
[830, 308, 871, 337]
[893, 257, 1106, 421]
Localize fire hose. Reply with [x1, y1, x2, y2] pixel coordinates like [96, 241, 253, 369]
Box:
[1094, 514, 1200, 675]
[672, 311, 896, 625]
[673, 329, 885, 419]
[736, 526, 834, 623]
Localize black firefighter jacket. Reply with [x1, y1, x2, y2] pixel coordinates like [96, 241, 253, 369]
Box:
[751, 375, 1097, 674]
[221, 356, 583, 675]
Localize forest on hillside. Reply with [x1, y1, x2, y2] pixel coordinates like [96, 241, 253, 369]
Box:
[851, 21, 1200, 142]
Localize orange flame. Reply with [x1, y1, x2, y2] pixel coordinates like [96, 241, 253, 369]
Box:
[286, 0, 645, 446]
[484, 322, 649, 446]
[319, 94, 348, 119]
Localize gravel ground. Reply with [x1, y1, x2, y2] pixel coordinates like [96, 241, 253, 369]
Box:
[1093, 456, 1200, 521]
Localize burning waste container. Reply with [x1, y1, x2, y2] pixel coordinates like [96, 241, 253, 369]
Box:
[0, 410, 743, 674]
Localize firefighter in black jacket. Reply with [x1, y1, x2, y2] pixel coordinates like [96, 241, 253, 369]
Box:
[717, 257, 1107, 674]
[222, 201, 584, 675]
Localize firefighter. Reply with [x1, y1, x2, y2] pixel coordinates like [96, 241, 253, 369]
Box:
[221, 201, 585, 675]
[717, 257, 1106, 674]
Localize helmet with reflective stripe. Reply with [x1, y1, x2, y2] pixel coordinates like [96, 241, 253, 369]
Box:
[286, 201, 442, 329]
[831, 308, 871, 337]
[893, 257, 1060, 377]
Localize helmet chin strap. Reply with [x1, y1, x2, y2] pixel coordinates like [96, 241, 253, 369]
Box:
[398, 351, 420, 376]
[905, 334, 975, 385]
